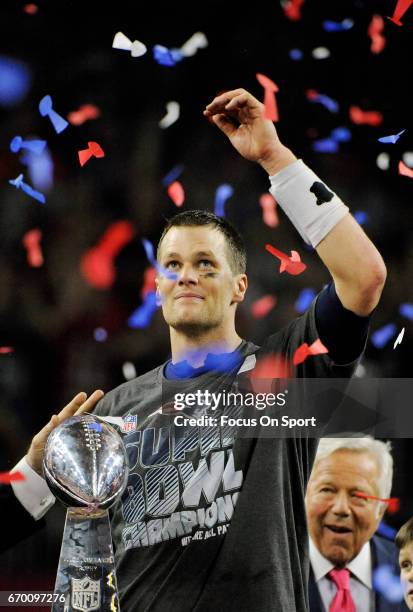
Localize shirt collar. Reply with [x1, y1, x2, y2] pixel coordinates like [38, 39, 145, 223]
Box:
[309, 538, 372, 589]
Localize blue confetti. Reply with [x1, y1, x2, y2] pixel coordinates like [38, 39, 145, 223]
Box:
[371, 323, 397, 349]
[9, 173, 46, 204]
[373, 564, 404, 603]
[315, 94, 339, 113]
[94, 327, 108, 342]
[312, 138, 339, 153]
[0, 56, 32, 108]
[289, 49, 303, 60]
[39, 95, 68, 134]
[354, 210, 368, 225]
[323, 18, 354, 32]
[142, 238, 178, 280]
[128, 291, 158, 328]
[378, 129, 406, 144]
[214, 184, 234, 217]
[153, 45, 183, 66]
[295, 288, 316, 313]
[162, 164, 184, 187]
[330, 127, 352, 142]
[20, 147, 54, 192]
[399, 303, 413, 320]
[377, 521, 397, 540]
[10, 136, 47, 155]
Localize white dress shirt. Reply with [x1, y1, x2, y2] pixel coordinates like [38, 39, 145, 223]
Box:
[10, 456, 55, 520]
[309, 537, 374, 611]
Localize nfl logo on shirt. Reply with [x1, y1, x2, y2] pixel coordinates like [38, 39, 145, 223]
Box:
[122, 414, 137, 433]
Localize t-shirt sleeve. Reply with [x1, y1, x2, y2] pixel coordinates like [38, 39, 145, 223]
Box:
[261, 291, 364, 378]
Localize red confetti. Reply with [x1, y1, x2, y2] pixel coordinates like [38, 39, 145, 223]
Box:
[388, 0, 413, 25]
[293, 339, 328, 366]
[0, 347, 14, 354]
[399, 160, 413, 178]
[68, 104, 101, 126]
[349, 106, 383, 126]
[260, 193, 279, 227]
[283, 0, 305, 21]
[368, 15, 386, 54]
[78, 141, 105, 167]
[167, 181, 185, 207]
[265, 243, 307, 275]
[251, 295, 277, 318]
[354, 491, 400, 514]
[80, 221, 135, 289]
[0, 471, 25, 484]
[248, 354, 292, 393]
[23, 3, 38, 14]
[22, 228, 43, 267]
[141, 266, 157, 299]
[256, 73, 279, 122]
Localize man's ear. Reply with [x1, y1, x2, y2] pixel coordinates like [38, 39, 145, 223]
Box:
[232, 274, 248, 304]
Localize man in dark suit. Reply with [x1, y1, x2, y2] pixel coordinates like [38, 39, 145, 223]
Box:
[306, 437, 406, 611]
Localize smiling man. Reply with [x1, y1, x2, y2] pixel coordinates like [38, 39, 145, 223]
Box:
[306, 437, 404, 611]
[12, 88, 388, 611]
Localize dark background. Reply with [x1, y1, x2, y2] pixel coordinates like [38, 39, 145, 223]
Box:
[0, 0, 412, 592]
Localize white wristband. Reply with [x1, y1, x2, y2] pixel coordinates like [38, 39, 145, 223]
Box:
[268, 159, 349, 247]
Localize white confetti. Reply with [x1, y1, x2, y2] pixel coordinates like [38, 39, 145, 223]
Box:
[122, 361, 137, 380]
[393, 327, 405, 349]
[376, 152, 390, 170]
[112, 32, 147, 57]
[159, 101, 180, 129]
[312, 47, 331, 59]
[402, 151, 413, 167]
[180, 32, 208, 57]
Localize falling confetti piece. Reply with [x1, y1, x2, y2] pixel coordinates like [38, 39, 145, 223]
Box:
[256, 73, 279, 121]
[142, 238, 177, 280]
[167, 180, 185, 206]
[312, 138, 339, 153]
[388, 0, 413, 25]
[354, 492, 400, 513]
[38, 94, 68, 133]
[23, 228, 43, 267]
[311, 47, 331, 59]
[251, 295, 277, 318]
[81, 221, 135, 289]
[376, 152, 390, 170]
[153, 45, 183, 66]
[20, 146, 54, 192]
[399, 303, 413, 319]
[289, 49, 303, 60]
[393, 327, 405, 348]
[282, 0, 305, 21]
[10, 135, 46, 155]
[180, 32, 208, 57]
[371, 323, 397, 348]
[330, 127, 352, 142]
[23, 4, 38, 14]
[214, 184, 234, 217]
[122, 361, 137, 380]
[0, 347, 14, 354]
[368, 15, 386, 54]
[306, 90, 339, 113]
[377, 129, 406, 144]
[403, 151, 413, 166]
[323, 18, 354, 32]
[0, 471, 25, 484]
[293, 339, 328, 365]
[112, 32, 147, 57]
[349, 106, 383, 126]
[354, 210, 368, 225]
[67, 103, 101, 125]
[9, 173, 46, 204]
[373, 565, 404, 603]
[128, 291, 158, 328]
[162, 164, 184, 187]
[78, 141, 105, 167]
[398, 160, 413, 178]
[159, 101, 180, 129]
[94, 327, 108, 342]
[265, 244, 307, 275]
[295, 288, 316, 313]
[259, 193, 279, 228]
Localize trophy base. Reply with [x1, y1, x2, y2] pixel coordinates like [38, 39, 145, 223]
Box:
[52, 508, 120, 611]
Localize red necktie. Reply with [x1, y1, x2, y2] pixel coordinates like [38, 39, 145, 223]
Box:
[328, 568, 356, 612]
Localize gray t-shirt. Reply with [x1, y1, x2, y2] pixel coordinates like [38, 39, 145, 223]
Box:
[94, 300, 359, 611]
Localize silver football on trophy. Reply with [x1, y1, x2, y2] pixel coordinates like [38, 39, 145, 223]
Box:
[43, 415, 129, 510]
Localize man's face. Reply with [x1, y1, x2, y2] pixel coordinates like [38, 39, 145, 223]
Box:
[156, 226, 246, 335]
[306, 450, 384, 567]
[399, 543, 413, 610]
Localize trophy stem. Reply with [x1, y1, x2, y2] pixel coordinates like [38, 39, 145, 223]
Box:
[52, 507, 120, 611]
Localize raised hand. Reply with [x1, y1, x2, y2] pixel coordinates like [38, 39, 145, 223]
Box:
[203, 88, 296, 175]
[27, 390, 104, 475]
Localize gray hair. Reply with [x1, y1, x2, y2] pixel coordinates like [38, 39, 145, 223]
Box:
[314, 437, 393, 500]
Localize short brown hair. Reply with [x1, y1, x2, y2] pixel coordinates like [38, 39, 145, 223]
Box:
[157, 210, 246, 274]
[396, 517, 413, 550]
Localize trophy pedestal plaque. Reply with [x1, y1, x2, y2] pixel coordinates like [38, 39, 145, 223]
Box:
[52, 508, 119, 612]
